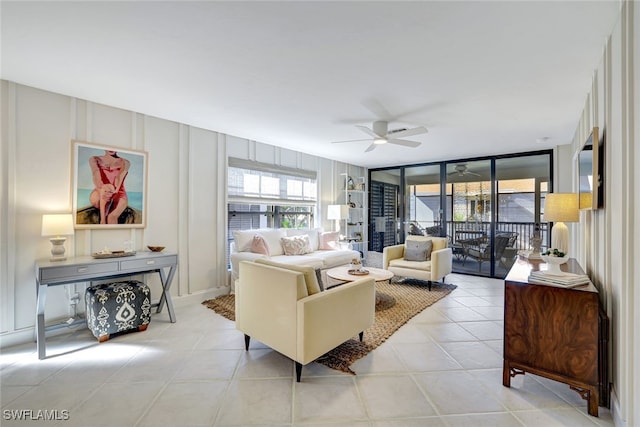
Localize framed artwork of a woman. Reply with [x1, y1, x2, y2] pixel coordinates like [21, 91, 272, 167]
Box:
[72, 141, 148, 229]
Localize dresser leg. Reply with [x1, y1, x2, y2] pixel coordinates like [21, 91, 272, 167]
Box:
[503, 360, 511, 387]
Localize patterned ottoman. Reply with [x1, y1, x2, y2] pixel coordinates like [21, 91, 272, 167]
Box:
[85, 280, 151, 342]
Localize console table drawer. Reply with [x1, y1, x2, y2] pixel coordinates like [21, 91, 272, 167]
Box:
[120, 255, 177, 271]
[40, 262, 119, 281]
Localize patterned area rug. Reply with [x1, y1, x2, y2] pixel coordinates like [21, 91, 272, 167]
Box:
[202, 277, 456, 375]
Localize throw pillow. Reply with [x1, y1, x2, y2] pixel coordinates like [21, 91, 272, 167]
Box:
[319, 231, 340, 250]
[250, 234, 270, 256]
[254, 259, 321, 295]
[281, 235, 312, 255]
[404, 239, 433, 261]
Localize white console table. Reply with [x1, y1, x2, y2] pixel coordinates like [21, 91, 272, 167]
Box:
[35, 251, 178, 359]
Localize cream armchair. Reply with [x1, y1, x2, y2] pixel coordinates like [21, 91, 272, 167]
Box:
[235, 260, 375, 382]
[383, 236, 452, 291]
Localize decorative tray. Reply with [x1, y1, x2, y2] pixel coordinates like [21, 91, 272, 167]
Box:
[92, 251, 136, 259]
[348, 269, 369, 276]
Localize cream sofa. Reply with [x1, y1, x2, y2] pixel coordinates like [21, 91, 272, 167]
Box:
[229, 228, 359, 289]
[236, 259, 375, 381]
[382, 236, 453, 290]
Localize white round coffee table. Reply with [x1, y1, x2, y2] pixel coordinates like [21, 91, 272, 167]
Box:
[326, 266, 395, 310]
[326, 265, 394, 283]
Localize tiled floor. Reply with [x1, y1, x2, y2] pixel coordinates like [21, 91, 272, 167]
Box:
[1, 273, 615, 426]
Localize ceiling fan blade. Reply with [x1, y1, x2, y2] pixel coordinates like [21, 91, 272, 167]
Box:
[355, 125, 380, 138]
[387, 126, 428, 139]
[364, 143, 377, 152]
[388, 139, 422, 148]
[331, 138, 371, 144]
[361, 98, 394, 121]
[467, 171, 482, 177]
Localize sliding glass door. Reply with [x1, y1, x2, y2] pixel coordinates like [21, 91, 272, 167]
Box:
[369, 151, 552, 278]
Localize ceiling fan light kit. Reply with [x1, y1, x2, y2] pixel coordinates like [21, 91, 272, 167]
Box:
[331, 120, 428, 152]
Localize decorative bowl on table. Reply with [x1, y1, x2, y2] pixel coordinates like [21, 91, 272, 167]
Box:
[147, 245, 165, 252]
[540, 250, 568, 274]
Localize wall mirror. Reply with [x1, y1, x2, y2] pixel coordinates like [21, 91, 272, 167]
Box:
[577, 127, 603, 210]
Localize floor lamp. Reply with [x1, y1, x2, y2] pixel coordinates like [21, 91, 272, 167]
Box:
[544, 193, 579, 254]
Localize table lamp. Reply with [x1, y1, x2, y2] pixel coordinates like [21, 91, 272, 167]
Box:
[327, 204, 349, 233]
[41, 214, 74, 261]
[544, 193, 578, 253]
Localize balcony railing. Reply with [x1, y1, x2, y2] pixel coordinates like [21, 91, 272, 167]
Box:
[412, 220, 549, 252]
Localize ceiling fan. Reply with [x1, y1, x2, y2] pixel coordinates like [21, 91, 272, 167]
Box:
[331, 120, 427, 152]
[449, 163, 481, 177]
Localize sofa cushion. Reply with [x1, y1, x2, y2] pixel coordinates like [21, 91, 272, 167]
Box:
[250, 234, 270, 256]
[285, 228, 321, 251]
[404, 239, 433, 261]
[281, 235, 312, 255]
[319, 231, 340, 250]
[233, 228, 286, 256]
[254, 258, 321, 295]
[389, 258, 432, 271]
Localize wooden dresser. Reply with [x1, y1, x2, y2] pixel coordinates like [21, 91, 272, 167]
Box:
[503, 257, 608, 417]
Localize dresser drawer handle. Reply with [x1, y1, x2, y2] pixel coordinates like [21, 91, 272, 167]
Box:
[77, 267, 88, 273]
[146, 260, 155, 265]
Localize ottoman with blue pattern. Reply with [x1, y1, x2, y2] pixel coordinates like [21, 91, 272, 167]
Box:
[85, 280, 151, 342]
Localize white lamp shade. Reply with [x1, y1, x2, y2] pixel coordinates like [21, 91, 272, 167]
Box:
[327, 205, 349, 220]
[544, 193, 579, 223]
[41, 214, 75, 237]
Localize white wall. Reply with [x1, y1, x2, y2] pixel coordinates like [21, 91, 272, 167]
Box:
[569, 2, 637, 426]
[0, 81, 364, 347]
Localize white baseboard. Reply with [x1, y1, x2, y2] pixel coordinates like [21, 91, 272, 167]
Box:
[610, 392, 626, 427]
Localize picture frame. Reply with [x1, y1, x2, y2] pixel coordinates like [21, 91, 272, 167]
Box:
[72, 140, 148, 229]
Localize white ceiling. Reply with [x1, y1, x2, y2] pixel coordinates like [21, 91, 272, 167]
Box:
[1, 1, 620, 168]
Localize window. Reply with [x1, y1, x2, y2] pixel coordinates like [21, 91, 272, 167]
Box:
[227, 158, 317, 265]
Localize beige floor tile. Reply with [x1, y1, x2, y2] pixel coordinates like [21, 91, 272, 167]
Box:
[414, 370, 506, 415]
[458, 320, 504, 341]
[512, 408, 603, 426]
[234, 348, 295, 379]
[137, 380, 228, 426]
[173, 349, 242, 380]
[440, 412, 523, 427]
[356, 374, 438, 419]
[215, 378, 293, 425]
[63, 382, 166, 427]
[294, 376, 367, 423]
[420, 323, 478, 342]
[392, 342, 463, 372]
[439, 341, 502, 369]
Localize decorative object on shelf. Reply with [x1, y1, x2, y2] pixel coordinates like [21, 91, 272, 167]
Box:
[346, 176, 354, 190]
[540, 248, 568, 274]
[349, 257, 364, 272]
[92, 251, 137, 259]
[528, 223, 543, 259]
[544, 193, 578, 253]
[347, 194, 356, 208]
[355, 182, 366, 191]
[348, 268, 370, 275]
[72, 140, 148, 229]
[41, 214, 75, 261]
[353, 231, 363, 241]
[147, 245, 165, 252]
[327, 204, 349, 232]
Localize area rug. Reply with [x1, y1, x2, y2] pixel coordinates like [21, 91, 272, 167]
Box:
[202, 278, 456, 375]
